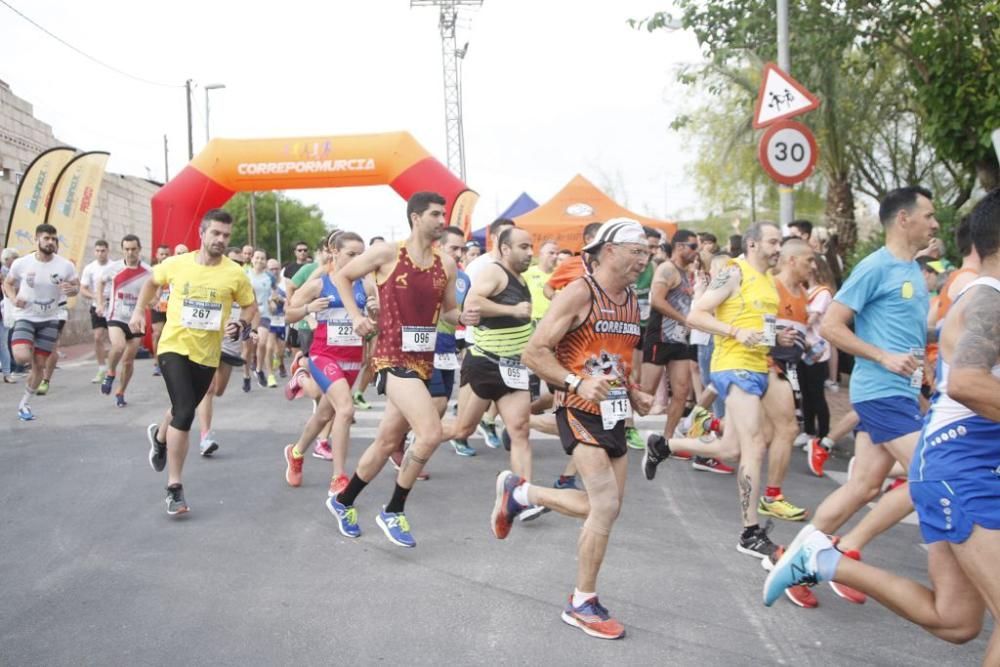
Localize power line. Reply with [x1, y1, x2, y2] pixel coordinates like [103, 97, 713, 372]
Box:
[0, 0, 182, 88]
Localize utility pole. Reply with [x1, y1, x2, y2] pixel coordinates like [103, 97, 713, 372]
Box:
[410, 0, 482, 181]
[248, 192, 257, 249]
[274, 192, 282, 265]
[163, 134, 169, 182]
[185, 79, 194, 160]
[776, 0, 793, 227]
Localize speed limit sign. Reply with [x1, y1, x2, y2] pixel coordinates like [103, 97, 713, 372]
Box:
[758, 120, 818, 185]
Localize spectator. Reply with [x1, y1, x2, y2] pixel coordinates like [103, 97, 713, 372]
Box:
[799, 253, 837, 450]
[283, 240, 310, 280]
[788, 219, 813, 243]
[728, 234, 743, 257]
[555, 248, 573, 266]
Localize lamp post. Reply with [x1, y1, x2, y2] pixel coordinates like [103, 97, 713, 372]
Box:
[204, 83, 226, 144]
[274, 192, 282, 265]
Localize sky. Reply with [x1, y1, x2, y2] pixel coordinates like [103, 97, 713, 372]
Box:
[0, 0, 706, 243]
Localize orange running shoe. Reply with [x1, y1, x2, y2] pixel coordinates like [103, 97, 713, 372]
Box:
[284, 445, 304, 487]
[807, 438, 830, 477]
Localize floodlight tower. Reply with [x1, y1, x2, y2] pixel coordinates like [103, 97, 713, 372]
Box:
[411, 0, 482, 182]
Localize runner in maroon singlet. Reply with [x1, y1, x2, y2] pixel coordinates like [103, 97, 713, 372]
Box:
[326, 192, 476, 547]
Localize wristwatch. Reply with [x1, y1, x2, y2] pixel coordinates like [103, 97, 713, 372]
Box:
[564, 373, 583, 393]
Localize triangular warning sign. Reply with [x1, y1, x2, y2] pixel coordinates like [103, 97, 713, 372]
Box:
[752, 63, 820, 129]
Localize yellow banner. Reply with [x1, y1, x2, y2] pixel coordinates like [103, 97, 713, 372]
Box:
[44, 151, 110, 270]
[4, 146, 77, 255]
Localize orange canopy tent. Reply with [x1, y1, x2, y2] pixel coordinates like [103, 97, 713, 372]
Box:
[511, 174, 676, 253]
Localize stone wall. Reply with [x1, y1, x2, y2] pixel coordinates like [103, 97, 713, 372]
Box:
[0, 79, 161, 346]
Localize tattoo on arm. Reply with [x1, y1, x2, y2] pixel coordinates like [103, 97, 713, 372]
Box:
[738, 466, 752, 518]
[709, 267, 734, 290]
[952, 288, 1000, 371]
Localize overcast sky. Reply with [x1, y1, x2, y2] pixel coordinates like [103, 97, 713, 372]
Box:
[0, 0, 705, 243]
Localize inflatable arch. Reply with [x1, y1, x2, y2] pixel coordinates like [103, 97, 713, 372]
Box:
[151, 131, 478, 251]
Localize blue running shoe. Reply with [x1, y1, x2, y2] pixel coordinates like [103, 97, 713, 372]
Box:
[376, 508, 415, 548]
[491, 470, 526, 539]
[451, 439, 476, 457]
[561, 595, 626, 640]
[326, 495, 361, 538]
[17, 406, 35, 421]
[100, 374, 114, 395]
[478, 419, 501, 449]
[115, 394, 127, 408]
[554, 475, 580, 490]
[763, 524, 833, 606]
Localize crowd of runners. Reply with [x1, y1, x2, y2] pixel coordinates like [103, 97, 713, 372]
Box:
[3, 186, 999, 662]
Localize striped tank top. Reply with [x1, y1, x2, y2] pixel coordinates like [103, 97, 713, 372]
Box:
[372, 241, 448, 380]
[471, 262, 533, 360]
[555, 276, 641, 415]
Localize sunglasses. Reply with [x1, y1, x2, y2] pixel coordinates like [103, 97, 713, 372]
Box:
[295, 248, 308, 253]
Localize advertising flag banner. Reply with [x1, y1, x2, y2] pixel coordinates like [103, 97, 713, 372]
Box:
[4, 146, 77, 254]
[44, 150, 110, 269]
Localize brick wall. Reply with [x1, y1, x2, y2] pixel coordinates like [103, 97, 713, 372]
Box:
[0, 79, 161, 346]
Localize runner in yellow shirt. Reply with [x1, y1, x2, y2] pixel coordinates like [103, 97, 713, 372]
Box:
[129, 209, 257, 516]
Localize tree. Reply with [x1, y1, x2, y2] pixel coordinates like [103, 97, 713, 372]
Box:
[223, 192, 330, 263]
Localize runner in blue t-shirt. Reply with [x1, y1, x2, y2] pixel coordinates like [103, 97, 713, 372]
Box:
[796, 186, 938, 605]
[764, 190, 1000, 664]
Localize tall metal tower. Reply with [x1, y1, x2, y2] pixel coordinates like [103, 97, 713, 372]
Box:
[411, 0, 482, 182]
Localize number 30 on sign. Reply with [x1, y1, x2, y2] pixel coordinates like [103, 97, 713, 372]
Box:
[758, 119, 818, 185]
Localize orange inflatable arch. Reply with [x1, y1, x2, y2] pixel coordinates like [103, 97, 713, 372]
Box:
[152, 132, 478, 251]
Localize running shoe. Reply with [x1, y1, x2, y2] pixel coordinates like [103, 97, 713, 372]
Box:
[828, 540, 866, 604]
[389, 447, 403, 471]
[691, 457, 734, 474]
[115, 393, 127, 408]
[200, 431, 219, 457]
[328, 474, 349, 498]
[267, 373, 277, 388]
[17, 406, 35, 421]
[763, 524, 833, 606]
[256, 370, 267, 388]
[737, 520, 780, 561]
[491, 470, 527, 538]
[91, 370, 106, 384]
[326, 494, 361, 538]
[284, 445, 304, 487]
[147, 423, 166, 472]
[761, 547, 819, 608]
[561, 596, 626, 640]
[478, 419, 502, 449]
[36, 379, 50, 396]
[758, 495, 808, 522]
[100, 374, 114, 395]
[807, 438, 830, 477]
[3, 375, 17, 384]
[824, 379, 840, 392]
[152, 365, 161, 377]
[885, 477, 908, 494]
[518, 504, 549, 522]
[451, 439, 476, 457]
[847, 455, 856, 481]
[554, 475, 580, 490]
[312, 439, 333, 460]
[793, 432, 811, 449]
[165, 483, 189, 516]
[278, 365, 288, 379]
[376, 508, 416, 548]
[389, 438, 430, 480]
[500, 423, 511, 452]
[642, 434, 671, 481]
[686, 406, 713, 438]
[242, 377, 251, 393]
[625, 427, 645, 450]
[284, 374, 304, 401]
[353, 391, 372, 411]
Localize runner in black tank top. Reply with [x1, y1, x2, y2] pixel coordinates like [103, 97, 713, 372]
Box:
[326, 192, 472, 549]
[440, 228, 538, 479]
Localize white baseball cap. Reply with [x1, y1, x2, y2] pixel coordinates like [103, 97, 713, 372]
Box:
[582, 218, 647, 252]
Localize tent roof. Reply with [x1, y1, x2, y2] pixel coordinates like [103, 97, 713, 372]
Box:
[512, 174, 676, 252]
[471, 192, 538, 248]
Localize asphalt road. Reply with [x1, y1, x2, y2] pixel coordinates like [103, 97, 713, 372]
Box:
[0, 357, 989, 666]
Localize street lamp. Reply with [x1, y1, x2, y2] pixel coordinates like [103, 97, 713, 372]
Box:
[204, 83, 226, 143]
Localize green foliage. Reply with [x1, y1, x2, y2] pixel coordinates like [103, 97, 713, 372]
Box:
[849, 1, 1000, 189]
[223, 192, 330, 263]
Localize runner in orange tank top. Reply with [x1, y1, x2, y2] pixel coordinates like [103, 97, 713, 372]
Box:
[327, 192, 474, 548]
[491, 218, 655, 641]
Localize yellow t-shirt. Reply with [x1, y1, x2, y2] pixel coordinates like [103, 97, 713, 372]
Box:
[523, 264, 553, 320]
[154, 252, 255, 367]
[711, 258, 779, 374]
